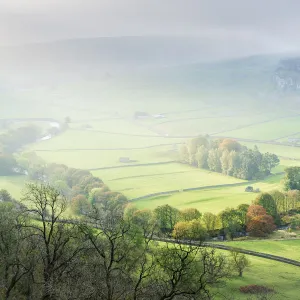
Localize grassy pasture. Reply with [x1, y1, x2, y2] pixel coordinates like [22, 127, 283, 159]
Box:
[70, 119, 157, 136]
[29, 129, 182, 151]
[29, 145, 178, 169]
[0, 176, 27, 199]
[152, 113, 281, 136]
[223, 239, 300, 261]
[219, 255, 300, 299]
[218, 116, 300, 141]
[92, 163, 245, 199]
[215, 239, 300, 299]
[131, 174, 283, 212]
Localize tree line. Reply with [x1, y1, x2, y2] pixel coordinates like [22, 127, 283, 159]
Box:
[0, 121, 66, 176]
[180, 137, 279, 180]
[3, 168, 300, 299]
[15, 152, 127, 216]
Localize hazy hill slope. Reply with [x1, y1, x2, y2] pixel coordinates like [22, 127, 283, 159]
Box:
[1, 36, 300, 118]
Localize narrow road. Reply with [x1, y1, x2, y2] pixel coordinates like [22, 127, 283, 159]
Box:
[153, 237, 300, 267]
[47, 218, 300, 268]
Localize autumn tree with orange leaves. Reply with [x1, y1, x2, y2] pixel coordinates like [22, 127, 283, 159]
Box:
[246, 205, 276, 237]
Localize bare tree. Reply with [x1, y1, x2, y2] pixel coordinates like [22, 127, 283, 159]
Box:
[21, 183, 85, 300]
[0, 203, 35, 299]
[153, 243, 229, 300]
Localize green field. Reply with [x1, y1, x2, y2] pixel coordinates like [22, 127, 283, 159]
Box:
[131, 174, 282, 213]
[215, 116, 300, 141]
[152, 113, 282, 136]
[30, 129, 181, 151]
[213, 239, 300, 299]
[28, 145, 178, 169]
[92, 163, 246, 199]
[0, 176, 27, 199]
[224, 239, 300, 261]
[220, 255, 300, 299]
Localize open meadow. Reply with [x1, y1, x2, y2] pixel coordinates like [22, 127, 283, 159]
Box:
[213, 239, 300, 299]
[130, 173, 283, 212]
[219, 255, 300, 299]
[92, 163, 246, 199]
[0, 175, 27, 199]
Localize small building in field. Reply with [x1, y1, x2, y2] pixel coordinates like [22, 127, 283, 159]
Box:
[119, 157, 131, 163]
[153, 114, 166, 119]
[134, 111, 150, 119]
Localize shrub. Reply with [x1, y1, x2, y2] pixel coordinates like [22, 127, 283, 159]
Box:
[245, 186, 254, 192]
[239, 285, 274, 294]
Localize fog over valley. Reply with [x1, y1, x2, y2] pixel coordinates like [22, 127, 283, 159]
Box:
[1, 1, 300, 300]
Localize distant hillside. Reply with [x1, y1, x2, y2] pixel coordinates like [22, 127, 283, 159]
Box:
[0, 36, 243, 88]
[1, 36, 300, 93]
[139, 54, 300, 98]
[2, 36, 300, 118]
[0, 36, 239, 79]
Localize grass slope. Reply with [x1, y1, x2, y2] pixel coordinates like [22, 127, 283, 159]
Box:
[0, 176, 27, 199]
[92, 163, 245, 199]
[131, 174, 282, 212]
[220, 255, 300, 299]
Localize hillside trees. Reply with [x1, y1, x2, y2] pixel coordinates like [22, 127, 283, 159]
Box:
[180, 207, 201, 221]
[0, 189, 13, 202]
[202, 212, 218, 233]
[17, 158, 126, 217]
[246, 205, 276, 237]
[0, 203, 35, 300]
[219, 208, 243, 240]
[255, 193, 280, 224]
[180, 136, 279, 180]
[172, 220, 207, 241]
[0, 154, 18, 175]
[195, 145, 209, 168]
[154, 244, 229, 299]
[0, 125, 41, 153]
[154, 205, 180, 234]
[266, 189, 300, 214]
[284, 166, 300, 190]
[79, 204, 141, 299]
[0, 183, 232, 299]
[21, 183, 86, 300]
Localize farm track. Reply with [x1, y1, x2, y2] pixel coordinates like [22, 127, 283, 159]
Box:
[153, 237, 300, 267]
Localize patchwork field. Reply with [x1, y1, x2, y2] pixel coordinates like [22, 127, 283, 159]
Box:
[92, 163, 246, 199]
[5, 87, 300, 215]
[131, 174, 283, 212]
[213, 115, 300, 141]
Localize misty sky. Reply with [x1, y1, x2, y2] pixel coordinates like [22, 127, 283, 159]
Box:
[1, 0, 300, 53]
